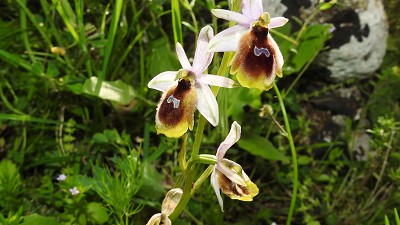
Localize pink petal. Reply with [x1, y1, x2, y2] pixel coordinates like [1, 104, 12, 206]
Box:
[210, 168, 224, 212]
[216, 121, 241, 159]
[197, 74, 236, 88]
[175, 43, 192, 70]
[192, 26, 214, 75]
[242, 0, 263, 21]
[211, 9, 251, 27]
[147, 71, 178, 92]
[269, 17, 289, 29]
[195, 83, 219, 126]
[208, 25, 248, 53]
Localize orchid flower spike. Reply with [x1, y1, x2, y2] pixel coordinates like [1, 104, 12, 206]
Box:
[210, 121, 259, 212]
[208, 0, 289, 90]
[148, 25, 236, 138]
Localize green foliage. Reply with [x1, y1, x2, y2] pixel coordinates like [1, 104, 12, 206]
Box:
[0, 0, 399, 224]
[0, 160, 22, 212]
[91, 162, 141, 221]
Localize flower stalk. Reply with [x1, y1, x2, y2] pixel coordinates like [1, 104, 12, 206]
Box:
[273, 82, 298, 225]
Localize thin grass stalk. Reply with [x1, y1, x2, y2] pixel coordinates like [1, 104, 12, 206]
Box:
[273, 83, 298, 225]
[171, 0, 183, 45]
[75, 0, 93, 77]
[97, 0, 123, 93]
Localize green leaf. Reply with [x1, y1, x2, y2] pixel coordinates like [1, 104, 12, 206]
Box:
[138, 161, 165, 200]
[21, 214, 60, 225]
[298, 155, 312, 165]
[82, 76, 136, 104]
[284, 24, 332, 75]
[238, 135, 289, 162]
[319, 2, 335, 11]
[32, 61, 44, 75]
[46, 61, 60, 77]
[86, 202, 109, 224]
[307, 221, 321, 225]
[226, 88, 262, 121]
[385, 215, 390, 225]
[146, 37, 180, 77]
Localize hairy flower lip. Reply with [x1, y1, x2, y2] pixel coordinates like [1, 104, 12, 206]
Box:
[148, 25, 236, 137]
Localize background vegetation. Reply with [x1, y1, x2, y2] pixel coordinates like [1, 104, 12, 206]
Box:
[0, 0, 399, 224]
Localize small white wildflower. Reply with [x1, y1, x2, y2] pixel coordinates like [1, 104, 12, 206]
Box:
[56, 174, 67, 181]
[69, 187, 80, 195]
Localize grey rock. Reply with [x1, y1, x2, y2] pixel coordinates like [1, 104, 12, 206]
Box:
[262, 0, 388, 80]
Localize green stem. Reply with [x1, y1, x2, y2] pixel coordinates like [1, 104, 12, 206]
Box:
[273, 83, 298, 225]
[169, 2, 241, 220]
[169, 115, 207, 221]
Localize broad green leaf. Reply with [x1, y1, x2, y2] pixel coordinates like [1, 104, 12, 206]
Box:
[21, 214, 60, 225]
[137, 161, 165, 200]
[32, 61, 44, 75]
[284, 24, 332, 75]
[226, 88, 262, 121]
[46, 61, 60, 77]
[238, 135, 288, 162]
[298, 155, 312, 165]
[86, 202, 109, 224]
[146, 37, 180, 77]
[82, 76, 136, 104]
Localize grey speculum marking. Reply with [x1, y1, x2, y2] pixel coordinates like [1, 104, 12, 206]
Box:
[167, 95, 181, 108]
[254, 46, 270, 57]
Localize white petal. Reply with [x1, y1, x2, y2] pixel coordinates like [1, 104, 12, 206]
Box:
[269, 17, 289, 29]
[211, 9, 251, 27]
[242, 0, 263, 21]
[216, 160, 246, 186]
[216, 121, 241, 159]
[195, 83, 219, 126]
[197, 74, 236, 88]
[211, 168, 224, 212]
[192, 25, 214, 75]
[208, 25, 248, 53]
[148, 71, 178, 92]
[176, 43, 192, 70]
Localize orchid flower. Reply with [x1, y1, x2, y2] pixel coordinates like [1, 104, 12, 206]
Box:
[146, 188, 183, 225]
[208, 0, 289, 90]
[148, 25, 236, 138]
[210, 121, 259, 211]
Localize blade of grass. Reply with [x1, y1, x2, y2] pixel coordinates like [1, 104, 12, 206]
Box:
[19, 0, 35, 63]
[0, 49, 33, 72]
[39, 0, 74, 69]
[171, 0, 183, 45]
[16, 0, 52, 46]
[0, 113, 86, 129]
[130, 0, 145, 89]
[0, 85, 25, 115]
[96, 0, 123, 93]
[75, 0, 93, 77]
[110, 10, 171, 81]
[55, 0, 80, 42]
